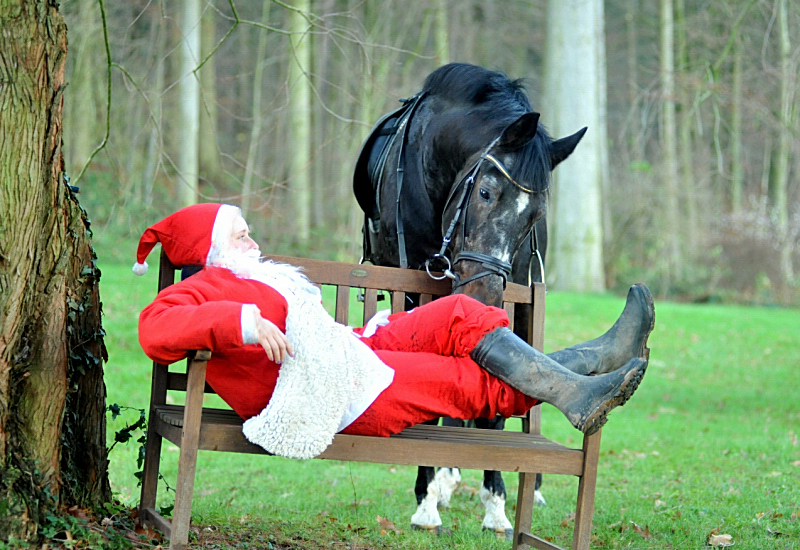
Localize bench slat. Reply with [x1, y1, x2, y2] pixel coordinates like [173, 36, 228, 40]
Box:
[153, 405, 583, 476]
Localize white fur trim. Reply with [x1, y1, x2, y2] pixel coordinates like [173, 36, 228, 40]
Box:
[534, 489, 547, 507]
[240, 304, 260, 345]
[132, 261, 149, 276]
[479, 486, 513, 531]
[242, 292, 394, 459]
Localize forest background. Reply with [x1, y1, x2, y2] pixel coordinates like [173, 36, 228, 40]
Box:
[62, 0, 799, 303]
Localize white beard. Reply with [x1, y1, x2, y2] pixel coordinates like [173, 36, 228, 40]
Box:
[209, 247, 320, 303]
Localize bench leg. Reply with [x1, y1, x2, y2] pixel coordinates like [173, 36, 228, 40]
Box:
[572, 429, 601, 550]
[169, 359, 207, 550]
[140, 412, 164, 513]
[141, 363, 168, 522]
[512, 471, 538, 550]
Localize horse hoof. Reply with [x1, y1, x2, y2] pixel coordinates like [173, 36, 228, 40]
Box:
[483, 527, 514, 541]
[411, 524, 441, 535]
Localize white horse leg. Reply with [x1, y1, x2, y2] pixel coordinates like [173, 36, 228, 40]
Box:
[479, 485, 513, 540]
[410, 476, 442, 534]
[434, 467, 461, 508]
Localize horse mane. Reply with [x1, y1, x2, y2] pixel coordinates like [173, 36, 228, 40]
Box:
[423, 63, 553, 195]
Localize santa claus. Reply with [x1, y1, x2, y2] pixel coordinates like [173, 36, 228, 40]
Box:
[136, 203, 653, 461]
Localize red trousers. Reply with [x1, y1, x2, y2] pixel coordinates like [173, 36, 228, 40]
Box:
[343, 294, 537, 437]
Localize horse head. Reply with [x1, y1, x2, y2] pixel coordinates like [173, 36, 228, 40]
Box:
[441, 113, 587, 307]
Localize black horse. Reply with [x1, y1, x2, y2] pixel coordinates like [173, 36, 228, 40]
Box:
[353, 63, 586, 537]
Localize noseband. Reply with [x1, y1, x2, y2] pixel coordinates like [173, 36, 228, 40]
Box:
[425, 139, 543, 291]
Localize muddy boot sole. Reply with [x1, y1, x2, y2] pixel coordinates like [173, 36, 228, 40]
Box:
[577, 357, 648, 435]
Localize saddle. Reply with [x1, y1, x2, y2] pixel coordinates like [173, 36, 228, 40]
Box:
[353, 93, 426, 265]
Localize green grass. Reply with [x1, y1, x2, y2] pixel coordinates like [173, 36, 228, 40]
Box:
[100, 261, 800, 549]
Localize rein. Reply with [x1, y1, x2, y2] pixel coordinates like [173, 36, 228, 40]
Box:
[425, 142, 544, 291]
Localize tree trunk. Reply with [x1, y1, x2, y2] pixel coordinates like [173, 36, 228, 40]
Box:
[730, 33, 744, 214]
[289, 0, 312, 245]
[143, 10, 167, 207]
[242, 0, 271, 217]
[63, 0, 100, 176]
[178, 0, 201, 206]
[675, 0, 697, 252]
[435, 0, 449, 64]
[544, 0, 606, 292]
[659, 0, 681, 286]
[0, 0, 109, 542]
[775, 0, 794, 286]
[199, 8, 222, 185]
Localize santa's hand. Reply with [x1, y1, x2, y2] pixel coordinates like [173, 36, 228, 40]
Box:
[255, 317, 294, 364]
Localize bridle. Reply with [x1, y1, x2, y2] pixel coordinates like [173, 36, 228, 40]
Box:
[425, 138, 546, 291]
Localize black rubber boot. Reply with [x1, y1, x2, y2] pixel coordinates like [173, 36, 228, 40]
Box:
[470, 327, 647, 434]
[548, 283, 655, 375]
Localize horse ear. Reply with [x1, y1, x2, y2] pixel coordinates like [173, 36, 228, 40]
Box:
[550, 127, 588, 169]
[497, 112, 541, 151]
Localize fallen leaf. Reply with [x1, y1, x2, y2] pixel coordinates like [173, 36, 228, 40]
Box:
[560, 512, 575, 528]
[376, 515, 402, 534]
[708, 533, 734, 547]
[630, 521, 651, 540]
[134, 524, 160, 540]
[66, 506, 90, 521]
[791, 460, 800, 467]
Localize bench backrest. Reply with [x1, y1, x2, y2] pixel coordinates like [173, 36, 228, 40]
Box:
[152, 248, 545, 433]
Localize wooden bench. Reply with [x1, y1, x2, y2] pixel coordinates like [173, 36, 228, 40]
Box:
[138, 249, 602, 550]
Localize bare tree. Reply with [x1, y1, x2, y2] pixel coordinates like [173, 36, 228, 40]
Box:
[544, 0, 606, 292]
[775, 0, 795, 286]
[288, 0, 312, 245]
[178, 0, 201, 206]
[659, 0, 682, 285]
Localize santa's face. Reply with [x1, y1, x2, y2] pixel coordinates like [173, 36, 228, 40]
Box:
[230, 216, 259, 253]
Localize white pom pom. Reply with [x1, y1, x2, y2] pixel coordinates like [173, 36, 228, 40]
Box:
[132, 261, 149, 276]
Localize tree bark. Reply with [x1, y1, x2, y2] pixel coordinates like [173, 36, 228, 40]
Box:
[544, 0, 606, 292]
[0, 0, 109, 542]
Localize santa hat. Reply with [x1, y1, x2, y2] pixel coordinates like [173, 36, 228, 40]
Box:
[132, 203, 241, 275]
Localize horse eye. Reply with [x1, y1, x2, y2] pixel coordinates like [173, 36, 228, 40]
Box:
[479, 188, 491, 201]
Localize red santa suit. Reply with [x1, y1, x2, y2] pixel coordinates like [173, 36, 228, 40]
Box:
[139, 267, 536, 438]
[135, 203, 536, 459]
